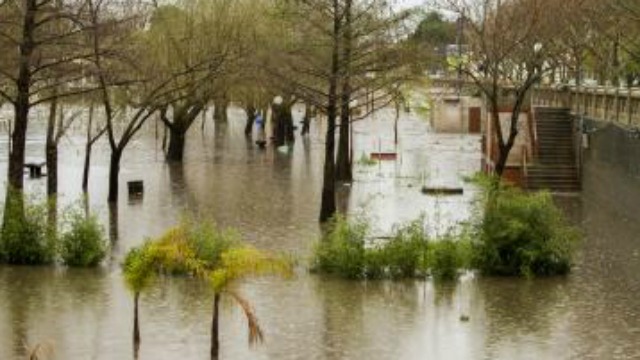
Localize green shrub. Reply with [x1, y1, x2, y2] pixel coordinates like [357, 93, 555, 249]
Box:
[311, 215, 367, 279]
[0, 198, 54, 265]
[378, 219, 429, 278]
[428, 236, 471, 280]
[312, 216, 469, 280]
[59, 211, 108, 267]
[473, 181, 579, 277]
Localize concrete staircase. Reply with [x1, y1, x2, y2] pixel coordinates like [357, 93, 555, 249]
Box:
[526, 107, 581, 192]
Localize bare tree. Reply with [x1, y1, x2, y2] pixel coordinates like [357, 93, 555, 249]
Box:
[266, 0, 413, 221]
[0, 0, 97, 213]
[442, 0, 554, 177]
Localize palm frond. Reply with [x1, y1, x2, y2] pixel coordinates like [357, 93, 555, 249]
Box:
[228, 290, 264, 345]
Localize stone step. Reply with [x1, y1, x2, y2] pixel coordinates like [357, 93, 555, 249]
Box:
[527, 180, 580, 187]
[537, 160, 577, 165]
[527, 177, 580, 184]
[527, 165, 578, 175]
[527, 173, 578, 180]
[534, 107, 571, 113]
[527, 184, 581, 192]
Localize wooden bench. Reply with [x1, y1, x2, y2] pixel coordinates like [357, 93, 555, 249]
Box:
[370, 152, 397, 161]
[24, 162, 46, 178]
[421, 186, 464, 195]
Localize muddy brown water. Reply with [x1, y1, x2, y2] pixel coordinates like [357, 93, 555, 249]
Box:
[0, 106, 638, 359]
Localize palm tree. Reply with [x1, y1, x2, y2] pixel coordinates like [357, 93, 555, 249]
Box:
[122, 222, 293, 359]
[208, 246, 293, 359]
[122, 243, 157, 355]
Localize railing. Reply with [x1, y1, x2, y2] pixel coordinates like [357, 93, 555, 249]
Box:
[532, 85, 640, 127]
[573, 114, 583, 187]
[521, 144, 529, 189]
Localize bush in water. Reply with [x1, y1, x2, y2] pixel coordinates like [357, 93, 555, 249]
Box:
[0, 198, 54, 265]
[311, 215, 471, 280]
[428, 236, 472, 281]
[311, 178, 580, 280]
[311, 214, 368, 279]
[59, 211, 108, 267]
[473, 179, 580, 277]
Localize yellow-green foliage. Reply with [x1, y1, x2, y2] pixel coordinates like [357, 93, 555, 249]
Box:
[122, 219, 293, 294]
[209, 246, 293, 291]
[122, 242, 157, 293]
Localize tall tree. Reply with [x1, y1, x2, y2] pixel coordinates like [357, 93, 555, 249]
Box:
[267, 0, 413, 220]
[443, 0, 555, 177]
[152, 1, 255, 161]
[0, 0, 95, 213]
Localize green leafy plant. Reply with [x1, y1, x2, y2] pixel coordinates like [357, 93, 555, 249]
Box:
[122, 217, 293, 358]
[59, 211, 108, 267]
[311, 215, 471, 280]
[0, 197, 54, 265]
[311, 214, 368, 279]
[472, 179, 580, 277]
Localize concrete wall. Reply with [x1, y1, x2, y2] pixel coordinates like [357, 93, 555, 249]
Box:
[584, 118, 640, 179]
[431, 96, 483, 133]
[581, 118, 640, 231]
[484, 110, 533, 171]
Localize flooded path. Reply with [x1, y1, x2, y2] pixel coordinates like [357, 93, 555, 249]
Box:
[0, 106, 639, 359]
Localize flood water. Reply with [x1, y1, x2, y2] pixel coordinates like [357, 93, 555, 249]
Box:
[0, 106, 639, 359]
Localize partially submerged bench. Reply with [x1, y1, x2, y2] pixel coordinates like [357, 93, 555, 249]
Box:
[24, 162, 46, 178]
[128, 180, 144, 197]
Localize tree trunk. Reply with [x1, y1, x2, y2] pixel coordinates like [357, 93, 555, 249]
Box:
[336, 0, 353, 183]
[335, 118, 351, 182]
[301, 104, 311, 136]
[394, 101, 400, 145]
[133, 292, 140, 353]
[108, 202, 118, 242]
[82, 142, 93, 193]
[82, 103, 95, 193]
[244, 106, 257, 137]
[494, 145, 508, 177]
[213, 97, 229, 124]
[284, 104, 294, 144]
[44, 100, 58, 236]
[108, 149, 122, 203]
[272, 103, 285, 147]
[211, 293, 221, 360]
[46, 97, 58, 197]
[7, 0, 36, 197]
[166, 128, 186, 161]
[319, 0, 341, 223]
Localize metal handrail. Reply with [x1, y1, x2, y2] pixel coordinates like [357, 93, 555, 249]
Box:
[521, 144, 529, 189]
